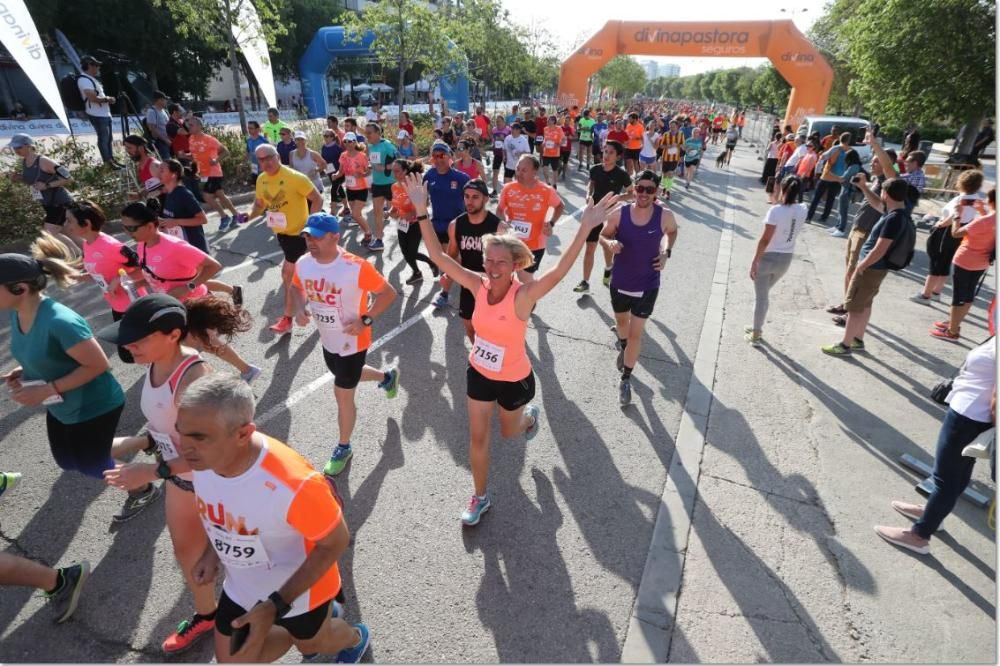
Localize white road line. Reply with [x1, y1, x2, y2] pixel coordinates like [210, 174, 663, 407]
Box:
[255, 303, 437, 426]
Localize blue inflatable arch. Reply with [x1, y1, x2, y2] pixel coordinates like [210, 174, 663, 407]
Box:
[299, 26, 470, 118]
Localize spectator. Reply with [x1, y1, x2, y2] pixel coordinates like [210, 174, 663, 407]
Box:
[145, 91, 171, 160]
[12, 101, 27, 121]
[820, 125, 840, 150]
[973, 119, 994, 158]
[77, 55, 123, 170]
[830, 150, 864, 237]
[807, 132, 855, 224]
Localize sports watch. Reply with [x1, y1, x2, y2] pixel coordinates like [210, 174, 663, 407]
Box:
[268, 591, 292, 618]
[665, 248, 672, 258]
[156, 460, 172, 480]
[361, 315, 373, 327]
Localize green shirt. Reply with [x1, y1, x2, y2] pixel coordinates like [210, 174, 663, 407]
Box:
[577, 117, 596, 142]
[261, 120, 291, 144]
[367, 139, 397, 186]
[10, 298, 124, 424]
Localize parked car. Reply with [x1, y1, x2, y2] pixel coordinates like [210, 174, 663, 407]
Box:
[797, 115, 872, 163]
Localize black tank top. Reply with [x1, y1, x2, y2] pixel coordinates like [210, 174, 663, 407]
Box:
[455, 211, 501, 273]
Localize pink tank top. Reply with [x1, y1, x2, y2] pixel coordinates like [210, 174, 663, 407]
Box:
[469, 278, 531, 381]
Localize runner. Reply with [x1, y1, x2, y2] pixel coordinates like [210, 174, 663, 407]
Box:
[454, 140, 486, 181]
[123, 135, 164, 208]
[681, 128, 704, 189]
[364, 123, 397, 252]
[490, 115, 511, 197]
[423, 142, 470, 308]
[187, 117, 242, 232]
[396, 130, 416, 159]
[558, 115, 574, 182]
[174, 374, 370, 663]
[448, 179, 501, 342]
[501, 123, 530, 186]
[723, 123, 739, 166]
[711, 112, 725, 144]
[289, 131, 327, 195]
[496, 154, 564, 279]
[250, 144, 323, 335]
[98, 293, 250, 651]
[624, 113, 644, 175]
[389, 159, 438, 285]
[658, 120, 685, 201]
[592, 112, 609, 165]
[7, 133, 76, 251]
[330, 133, 373, 246]
[320, 129, 346, 216]
[398, 110, 415, 139]
[607, 120, 629, 168]
[158, 159, 212, 253]
[289, 213, 400, 477]
[599, 170, 679, 406]
[575, 140, 632, 294]
[404, 173, 620, 525]
[540, 114, 564, 188]
[261, 107, 291, 144]
[245, 121, 268, 184]
[576, 109, 596, 170]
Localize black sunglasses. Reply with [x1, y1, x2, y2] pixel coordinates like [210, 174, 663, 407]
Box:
[635, 185, 657, 194]
[123, 223, 147, 232]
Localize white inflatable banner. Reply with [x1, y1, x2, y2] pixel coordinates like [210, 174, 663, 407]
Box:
[0, 1, 69, 129]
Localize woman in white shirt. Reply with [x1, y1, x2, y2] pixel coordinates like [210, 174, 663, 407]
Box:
[745, 175, 807, 345]
[875, 336, 995, 555]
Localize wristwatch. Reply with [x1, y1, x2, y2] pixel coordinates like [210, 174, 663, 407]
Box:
[665, 248, 672, 258]
[156, 460, 172, 480]
[268, 591, 292, 618]
[186, 281, 198, 292]
[361, 315, 373, 327]
[415, 214, 429, 222]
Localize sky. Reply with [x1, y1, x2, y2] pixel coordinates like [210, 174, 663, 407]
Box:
[499, 0, 829, 76]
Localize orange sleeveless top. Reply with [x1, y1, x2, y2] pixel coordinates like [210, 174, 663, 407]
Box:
[468, 277, 531, 381]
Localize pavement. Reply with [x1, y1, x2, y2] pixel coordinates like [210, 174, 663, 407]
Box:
[0, 141, 994, 663]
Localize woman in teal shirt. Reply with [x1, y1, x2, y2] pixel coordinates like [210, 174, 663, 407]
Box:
[0, 237, 125, 479]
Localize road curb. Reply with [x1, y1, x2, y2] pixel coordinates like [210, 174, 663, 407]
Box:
[620, 171, 736, 663]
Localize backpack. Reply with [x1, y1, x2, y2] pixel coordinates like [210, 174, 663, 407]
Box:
[59, 73, 87, 112]
[885, 210, 917, 271]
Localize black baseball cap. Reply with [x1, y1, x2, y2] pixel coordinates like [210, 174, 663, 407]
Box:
[463, 179, 489, 196]
[97, 293, 187, 346]
[0, 253, 43, 285]
[80, 55, 102, 66]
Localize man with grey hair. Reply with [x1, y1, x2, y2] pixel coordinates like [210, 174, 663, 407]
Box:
[177, 374, 371, 664]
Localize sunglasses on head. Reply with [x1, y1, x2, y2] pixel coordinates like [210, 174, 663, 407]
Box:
[635, 185, 657, 194]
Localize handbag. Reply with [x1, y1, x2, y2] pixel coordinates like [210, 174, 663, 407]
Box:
[929, 335, 995, 404]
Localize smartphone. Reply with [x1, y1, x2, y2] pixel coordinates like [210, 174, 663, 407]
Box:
[230, 624, 250, 656]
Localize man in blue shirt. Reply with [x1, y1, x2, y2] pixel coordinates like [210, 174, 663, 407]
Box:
[423, 142, 469, 307]
[245, 121, 268, 183]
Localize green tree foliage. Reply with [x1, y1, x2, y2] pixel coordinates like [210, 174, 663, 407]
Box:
[698, 71, 716, 101]
[710, 69, 740, 105]
[750, 65, 791, 112]
[270, 0, 342, 80]
[594, 56, 646, 100]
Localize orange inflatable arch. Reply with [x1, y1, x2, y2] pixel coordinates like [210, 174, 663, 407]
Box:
[557, 20, 832, 129]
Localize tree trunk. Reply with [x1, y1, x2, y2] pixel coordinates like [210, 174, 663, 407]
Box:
[222, 0, 247, 136]
[956, 113, 983, 156]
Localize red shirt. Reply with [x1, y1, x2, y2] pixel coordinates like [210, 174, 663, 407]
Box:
[607, 129, 629, 145]
[560, 125, 573, 153]
[398, 122, 415, 138]
[473, 114, 489, 138]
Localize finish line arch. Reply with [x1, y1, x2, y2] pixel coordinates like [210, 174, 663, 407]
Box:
[557, 20, 832, 128]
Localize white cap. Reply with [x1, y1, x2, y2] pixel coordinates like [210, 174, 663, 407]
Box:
[293, 130, 307, 140]
[397, 129, 409, 140]
[343, 132, 358, 142]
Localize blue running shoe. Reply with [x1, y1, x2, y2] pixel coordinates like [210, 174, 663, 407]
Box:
[523, 405, 541, 441]
[335, 623, 370, 663]
[377, 368, 399, 399]
[219, 216, 233, 232]
[461, 494, 491, 526]
[323, 445, 353, 476]
[433, 292, 449, 308]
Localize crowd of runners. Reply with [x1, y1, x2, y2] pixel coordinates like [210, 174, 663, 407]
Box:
[0, 89, 994, 662]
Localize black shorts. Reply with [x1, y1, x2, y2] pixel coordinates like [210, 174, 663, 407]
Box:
[503, 168, 515, 180]
[492, 150, 504, 171]
[346, 188, 368, 202]
[726, 142, 737, 150]
[328, 175, 345, 201]
[560, 152, 571, 165]
[610, 286, 659, 318]
[370, 183, 392, 200]
[624, 148, 641, 162]
[579, 140, 593, 146]
[202, 176, 225, 194]
[685, 159, 701, 168]
[952, 265, 986, 306]
[586, 222, 604, 243]
[542, 156, 561, 170]
[43, 204, 67, 226]
[215, 589, 331, 640]
[323, 348, 368, 390]
[459, 286, 476, 320]
[466, 365, 535, 411]
[276, 233, 308, 264]
[661, 160, 678, 173]
[524, 248, 545, 274]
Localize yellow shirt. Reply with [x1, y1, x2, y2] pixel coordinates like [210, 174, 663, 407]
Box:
[255, 166, 316, 236]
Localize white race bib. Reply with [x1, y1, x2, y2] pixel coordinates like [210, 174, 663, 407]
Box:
[251, 163, 259, 175]
[370, 152, 382, 165]
[494, 140, 504, 149]
[149, 429, 178, 461]
[345, 175, 358, 188]
[91, 272, 109, 292]
[209, 529, 270, 569]
[30, 188, 42, 201]
[144, 177, 162, 192]
[324, 163, 335, 174]
[667, 145, 680, 157]
[396, 218, 411, 234]
[266, 211, 287, 230]
[509, 220, 532, 239]
[312, 309, 340, 329]
[545, 140, 556, 149]
[200, 176, 208, 183]
[471, 336, 506, 373]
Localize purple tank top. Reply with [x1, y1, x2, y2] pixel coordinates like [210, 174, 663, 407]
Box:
[610, 204, 664, 292]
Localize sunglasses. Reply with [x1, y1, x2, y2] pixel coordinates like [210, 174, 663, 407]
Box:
[635, 185, 657, 194]
[123, 223, 147, 232]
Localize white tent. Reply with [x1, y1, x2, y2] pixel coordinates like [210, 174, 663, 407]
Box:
[353, 83, 372, 91]
[404, 80, 432, 92]
[371, 83, 393, 92]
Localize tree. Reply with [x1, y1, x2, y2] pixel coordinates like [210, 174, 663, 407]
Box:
[735, 67, 761, 108]
[808, 0, 864, 116]
[270, 0, 342, 80]
[594, 56, 646, 101]
[154, 0, 289, 135]
[341, 0, 456, 112]
[750, 65, 790, 113]
[837, 0, 995, 151]
[680, 73, 703, 101]
[710, 69, 740, 105]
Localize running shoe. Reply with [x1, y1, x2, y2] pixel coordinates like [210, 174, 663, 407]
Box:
[873, 525, 929, 555]
[162, 613, 215, 654]
[45, 561, 90, 623]
[378, 368, 400, 399]
[602, 272, 611, 288]
[490, 190, 498, 199]
[112, 483, 163, 523]
[362, 234, 373, 247]
[269, 316, 293, 335]
[433, 292, 449, 308]
[241, 365, 262, 384]
[368, 239, 385, 252]
[619, 379, 632, 406]
[910, 293, 933, 305]
[849, 338, 866, 352]
[302, 602, 346, 661]
[830, 230, 848, 238]
[524, 404, 541, 441]
[821, 342, 851, 356]
[932, 320, 950, 330]
[232, 285, 244, 308]
[744, 332, 762, 346]
[335, 623, 371, 663]
[405, 273, 424, 286]
[323, 445, 353, 477]
[219, 216, 233, 232]
[236, 213, 249, 225]
[461, 495, 491, 526]
[0, 472, 21, 504]
[572, 280, 590, 293]
[930, 327, 960, 341]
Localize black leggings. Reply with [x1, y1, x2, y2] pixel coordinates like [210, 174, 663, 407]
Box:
[398, 226, 435, 274]
[46, 403, 122, 479]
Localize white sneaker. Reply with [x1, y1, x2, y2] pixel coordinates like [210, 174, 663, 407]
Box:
[830, 230, 848, 238]
[910, 293, 933, 305]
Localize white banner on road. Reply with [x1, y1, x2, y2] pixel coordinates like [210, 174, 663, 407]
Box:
[0, 0, 69, 130]
[229, 0, 276, 109]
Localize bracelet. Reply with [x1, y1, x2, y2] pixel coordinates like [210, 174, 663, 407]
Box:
[415, 214, 429, 222]
[49, 381, 61, 398]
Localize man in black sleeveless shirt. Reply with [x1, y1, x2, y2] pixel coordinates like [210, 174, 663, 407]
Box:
[447, 179, 501, 342]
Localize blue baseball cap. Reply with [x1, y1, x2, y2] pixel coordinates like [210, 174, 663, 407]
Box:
[301, 212, 340, 237]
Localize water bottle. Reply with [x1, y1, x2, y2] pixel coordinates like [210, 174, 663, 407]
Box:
[118, 269, 141, 301]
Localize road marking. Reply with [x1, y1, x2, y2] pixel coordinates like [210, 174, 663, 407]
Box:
[255, 303, 437, 427]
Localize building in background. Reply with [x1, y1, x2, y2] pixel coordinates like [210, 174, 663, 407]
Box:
[660, 63, 681, 78]
[640, 59, 659, 80]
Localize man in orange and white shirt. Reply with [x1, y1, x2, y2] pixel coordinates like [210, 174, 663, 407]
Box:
[540, 114, 565, 188]
[178, 374, 370, 664]
[624, 112, 644, 176]
[497, 154, 564, 276]
[290, 213, 399, 478]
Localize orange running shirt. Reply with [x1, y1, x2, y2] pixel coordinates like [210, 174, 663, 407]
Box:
[338, 151, 369, 190]
[625, 122, 644, 150]
[188, 133, 223, 178]
[497, 180, 562, 251]
[542, 126, 565, 158]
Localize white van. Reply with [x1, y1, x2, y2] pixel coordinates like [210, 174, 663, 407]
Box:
[797, 115, 872, 163]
